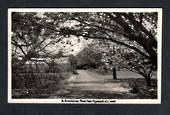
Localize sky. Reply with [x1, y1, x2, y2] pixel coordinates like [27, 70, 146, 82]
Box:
[43, 35, 92, 56]
[36, 12, 92, 56]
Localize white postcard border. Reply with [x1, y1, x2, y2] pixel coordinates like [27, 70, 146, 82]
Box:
[8, 8, 162, 104]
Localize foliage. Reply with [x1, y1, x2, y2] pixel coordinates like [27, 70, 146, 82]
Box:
[68, 55, 77, 66]
[11, 12, 158, 86]
[68, 55, 78, 74]
[76, 45, 102, 68]
[45, 61, 63, 73]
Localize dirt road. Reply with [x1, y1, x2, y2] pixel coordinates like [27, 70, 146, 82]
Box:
[66, 70, 130, 92]
[50, 70, 138, 98]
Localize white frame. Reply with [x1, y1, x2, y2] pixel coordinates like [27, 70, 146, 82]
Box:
[8, 8, 162, 104]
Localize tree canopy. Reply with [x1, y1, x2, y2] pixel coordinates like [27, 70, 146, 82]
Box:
[11, 11, 158, 86]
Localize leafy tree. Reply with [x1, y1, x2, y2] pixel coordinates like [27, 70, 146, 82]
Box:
[56, 12, 158, 86]
[57, 12, 157, 65]
[11, 12, 64, 67]
[76, 44, 102, 69]
[89, 39, 156, 85]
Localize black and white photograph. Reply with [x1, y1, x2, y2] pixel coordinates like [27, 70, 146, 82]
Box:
[8, 8, 162, 104]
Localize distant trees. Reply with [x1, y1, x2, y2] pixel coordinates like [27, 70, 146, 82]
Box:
[76, 44, 102, 69]
[68, 55, 78, 74]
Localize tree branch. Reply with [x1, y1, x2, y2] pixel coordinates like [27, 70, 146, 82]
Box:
[119, 13, 157, 48]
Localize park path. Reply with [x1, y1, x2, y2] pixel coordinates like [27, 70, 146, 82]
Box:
[67, 70, 141, 92]
[50, 70, 130, 98]
[49, 70, 156, 98]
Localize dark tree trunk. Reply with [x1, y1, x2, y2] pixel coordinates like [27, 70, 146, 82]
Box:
[146, 77, 152, 87]
[113, 68, 117, 79]
[139, 71, 152, 87]
[146, 64, 154, 87]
